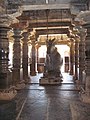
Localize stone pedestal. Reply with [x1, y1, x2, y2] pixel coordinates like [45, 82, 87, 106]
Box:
[39, 76, 62, 85]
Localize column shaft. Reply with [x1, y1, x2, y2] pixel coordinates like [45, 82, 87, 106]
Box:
[75, 37, 79, 80]
[80, 24, 90, 103]
[79, 28, 86, 83]
[30, 42, 37, 76]
[12, 28, 22, 85]
[0, 26, 12, 89]
[22, 32, 29, 82]
[70, 39, 75, 75]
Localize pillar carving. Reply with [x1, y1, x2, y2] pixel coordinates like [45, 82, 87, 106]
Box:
[0, 24, 17, 100]
[22, 31, 29, 83]
[0, 4, 21, 119]
[12, 28, 25, 89]
[79, 27, 87, 83]
[0, 26, 12, 89]
[70, 38, 75, 75]
[80, 23, 90, 103]
[30, 42, 37, 76]
[30, 32, 37, 76]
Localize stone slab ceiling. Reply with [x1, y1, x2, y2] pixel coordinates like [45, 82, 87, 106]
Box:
[21, 9, 71, 20]
[22, 0, 87, 5]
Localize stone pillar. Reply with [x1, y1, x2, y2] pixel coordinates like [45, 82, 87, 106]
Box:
[0, 17, 17, 101]
[79, 28, 86, 83]
[80, 23, 90, 103]
[30, 33, 37, 76]
[0, 25, 17, 100]
[12, 28, 25, 90]
[74, 35, 80, 80]
[0, 26, 11, 89]
[30, 41, 37, 76]
[36, 45, 41, 73]
[22, 31, 29, 83]
[70, 38, 75, 75]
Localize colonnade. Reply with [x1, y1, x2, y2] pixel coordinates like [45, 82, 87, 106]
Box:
[0, 8, 90, 105]
[0, 19, 86, 100]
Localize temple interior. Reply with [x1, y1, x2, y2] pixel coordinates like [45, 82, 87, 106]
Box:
[0, 0, 90, 120]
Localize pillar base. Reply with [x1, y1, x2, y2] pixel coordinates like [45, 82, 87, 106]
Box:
[70, 101, 90, 120]
[30, 71, 37, 76]
[0, 87, 17, 101]
[24, 77, 31, 84]
[75, 80, 81, 90]
[15, 80, 25, 90]
[80, 93, 90, 103]
[80, 75, 90, 103]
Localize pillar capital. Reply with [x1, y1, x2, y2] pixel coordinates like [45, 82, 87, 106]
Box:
[12, 28, 22, 41]
[75, 11, 90, 25]
[22, 31, 29, 42]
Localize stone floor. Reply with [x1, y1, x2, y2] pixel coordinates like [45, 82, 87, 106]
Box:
[15, 73, 90, 120]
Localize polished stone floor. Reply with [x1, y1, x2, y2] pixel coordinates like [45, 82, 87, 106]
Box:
[16, 73, 81, 120]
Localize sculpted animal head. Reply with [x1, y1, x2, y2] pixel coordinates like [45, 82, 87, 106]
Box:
[46, 38, 56, 54]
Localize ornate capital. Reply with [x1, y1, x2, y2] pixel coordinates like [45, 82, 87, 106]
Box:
[75, 11, 90, 25]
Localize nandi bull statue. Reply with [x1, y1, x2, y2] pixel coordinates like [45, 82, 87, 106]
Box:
[39, 38, 63, 85]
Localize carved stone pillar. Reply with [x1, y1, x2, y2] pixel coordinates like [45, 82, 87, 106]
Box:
[74, 35, 80, 80]
[30, 33, 37, 76]
[13, 28, 21, 84]
[36, 45, 41, 73]
[0, 26, 11, 89]
[30, 41, 37, 76]
[80, 23, 90, 103]
[79, 27, 86, 83]
[70, 38, 75, 75]
[0, 22, 16, 100]
[12, 28, 25, 89]
[22, 31, 29, 83]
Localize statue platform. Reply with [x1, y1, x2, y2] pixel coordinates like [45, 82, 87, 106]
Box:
[39, 76, 62, 85]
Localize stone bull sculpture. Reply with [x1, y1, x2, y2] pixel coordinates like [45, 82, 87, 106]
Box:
[44, 38, 63, 78]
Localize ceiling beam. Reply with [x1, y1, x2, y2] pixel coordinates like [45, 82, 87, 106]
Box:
[22, 4, 70, 11]
[36, 28, 69, 36]
[29, 21, 71, 28]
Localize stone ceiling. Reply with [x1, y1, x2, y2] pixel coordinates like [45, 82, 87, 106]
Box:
[0, 0, 89, 44]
